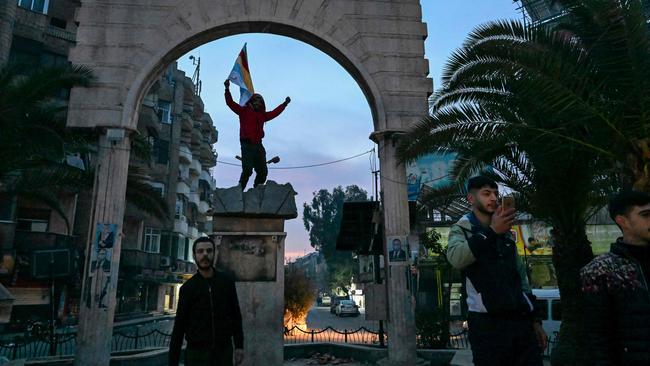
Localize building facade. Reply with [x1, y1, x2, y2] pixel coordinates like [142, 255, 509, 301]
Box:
[0, 0, 218, 328]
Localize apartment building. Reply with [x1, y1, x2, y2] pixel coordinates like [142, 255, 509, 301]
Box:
[0, 0, 218, 328]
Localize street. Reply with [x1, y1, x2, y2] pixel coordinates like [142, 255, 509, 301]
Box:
[306, 306, 379, 331]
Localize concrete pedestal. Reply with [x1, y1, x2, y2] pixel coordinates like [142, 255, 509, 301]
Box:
[211, 182, 297, 366]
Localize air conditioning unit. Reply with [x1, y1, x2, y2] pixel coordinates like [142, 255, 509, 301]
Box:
[160, 257, 172, 268]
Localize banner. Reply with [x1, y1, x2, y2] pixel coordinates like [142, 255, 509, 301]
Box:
[406, 153, 456, 200]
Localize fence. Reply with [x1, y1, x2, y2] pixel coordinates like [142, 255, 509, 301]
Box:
[284, 326, 382, 346]
[284, 325, 470, 351]
[0, 326, 172, 361]
[0, 325, 473, 360]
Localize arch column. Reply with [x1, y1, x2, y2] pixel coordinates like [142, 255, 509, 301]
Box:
[374, 130, 417, 366]
[75, 129, 132, 366]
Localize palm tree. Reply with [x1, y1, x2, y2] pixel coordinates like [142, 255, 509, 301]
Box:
[397, 1, 647, 364]
[0, 64, 169, 229]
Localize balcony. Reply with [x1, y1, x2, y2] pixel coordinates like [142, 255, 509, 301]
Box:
[121, 249, 161, 269]
[179, 144, 192, 165]
[190, 158, 201, 175]
[13, 231, 75, 251]
[200, 170, 216, 190]
[188, 226, 199, 239]
[189, 192, 200, 206]
[198, 200, 210, 215]
[180, 113, 193, 133]
[121, 249, 196, 275]
[176, 181, 190, 197]
[46, 25, 75, 42]
[174, 217, 188, 235]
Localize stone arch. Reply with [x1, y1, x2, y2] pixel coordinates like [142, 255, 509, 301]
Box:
[124, 20, 386, 133]
[68, 2, 431, 365]
[67, 0, 431, 133]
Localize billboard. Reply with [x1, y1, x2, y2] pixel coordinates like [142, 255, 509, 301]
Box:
[406, 153, 456, 201]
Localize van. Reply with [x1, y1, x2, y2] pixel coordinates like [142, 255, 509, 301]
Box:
[532, 288, 561, 341]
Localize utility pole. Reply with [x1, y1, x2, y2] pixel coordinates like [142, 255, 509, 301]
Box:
[371, 167, 385, 347]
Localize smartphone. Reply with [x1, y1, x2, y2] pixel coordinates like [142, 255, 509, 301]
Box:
[502, 196, 516, 211]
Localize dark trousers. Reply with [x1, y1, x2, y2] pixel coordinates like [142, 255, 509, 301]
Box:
[185, 342, 233, 366]
[467, 312, 543, 366]
[239, 141, 267, 189]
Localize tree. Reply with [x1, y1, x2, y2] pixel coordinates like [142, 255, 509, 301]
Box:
[303, 185, 368, 293]
[284, 265, 316, 329]
[396, 1, 648, 363]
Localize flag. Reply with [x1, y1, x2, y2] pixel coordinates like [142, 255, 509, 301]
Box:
[228, 43, 255, 106]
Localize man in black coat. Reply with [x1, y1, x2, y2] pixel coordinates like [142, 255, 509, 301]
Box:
[169, 237, 244, 366]
[580, 190, 650, 365]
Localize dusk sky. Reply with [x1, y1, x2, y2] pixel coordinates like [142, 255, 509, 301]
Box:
[176, 1, 522, 261]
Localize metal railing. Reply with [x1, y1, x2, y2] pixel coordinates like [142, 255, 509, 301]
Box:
[284, 326, 382, 346]
[0, 326, 172, 360]
[0, 322, 477, 360]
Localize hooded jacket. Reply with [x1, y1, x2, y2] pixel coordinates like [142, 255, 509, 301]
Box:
[446, 212, 536, 316]
[225, 89, 287, 144]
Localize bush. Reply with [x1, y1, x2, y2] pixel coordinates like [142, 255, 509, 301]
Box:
[416, 308, 450, 349]
[284, 265, 317, 328]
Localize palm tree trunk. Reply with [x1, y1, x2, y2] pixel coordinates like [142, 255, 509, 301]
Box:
[550, 227, 594, 366]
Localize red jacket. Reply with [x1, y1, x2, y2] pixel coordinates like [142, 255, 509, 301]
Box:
[225, 89, 287, 144]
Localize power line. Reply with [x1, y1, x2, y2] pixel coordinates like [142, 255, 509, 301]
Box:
[217, 149, 374, 170]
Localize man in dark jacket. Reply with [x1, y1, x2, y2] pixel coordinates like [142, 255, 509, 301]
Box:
[169, 236, 244, 366]
[580, 190, 650, 366]
[224, 79, 290, 190]
[446, 176, 546, 366]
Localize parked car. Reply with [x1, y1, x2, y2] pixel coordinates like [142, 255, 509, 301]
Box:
[321, 296, 331, 306]
[329, 297, 348, 314]
[335, 299, 360, 317]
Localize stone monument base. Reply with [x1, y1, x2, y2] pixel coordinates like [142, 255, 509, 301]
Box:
[211, 181, 297, 366]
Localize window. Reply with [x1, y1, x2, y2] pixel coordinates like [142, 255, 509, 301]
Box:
[16, 208, 50, 232]
[171, 234, 186, 260]
[17, 0, 49, 14]
[535, 300, 549, 320]
[175, 195, 186, 219]
[49, 17, 66, 29]
[152, 139, 169, 165]
[160, 231, 171, 257]
[143, 228, 161, 253]
[148, 182, 165, 198]
[551, 300, 562, 321]
[0, 195, 16, 222]
[158, 101, 172, 124]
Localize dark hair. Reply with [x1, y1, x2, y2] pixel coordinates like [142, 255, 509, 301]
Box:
[192, 236, 216, 254]
[528, 237, 536, 243]
[467, 176, 497, 192]
[608, 190, 650, 221]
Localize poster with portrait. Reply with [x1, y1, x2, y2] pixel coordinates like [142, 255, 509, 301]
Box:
[387, 235, 409, 264]
[89, 223, 116, 277]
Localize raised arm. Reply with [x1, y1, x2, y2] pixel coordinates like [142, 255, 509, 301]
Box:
[224, 79, 244, 115]
[262, 97, 290, 122]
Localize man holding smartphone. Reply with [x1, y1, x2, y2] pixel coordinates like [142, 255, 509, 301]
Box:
[446, 176, 546, 366]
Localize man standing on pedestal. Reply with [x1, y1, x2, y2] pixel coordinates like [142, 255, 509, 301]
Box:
[224, 79, 290, 190]
[169, 237, 244, 366]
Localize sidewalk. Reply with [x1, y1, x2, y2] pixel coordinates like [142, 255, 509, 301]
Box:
[450, 350, 551, 366]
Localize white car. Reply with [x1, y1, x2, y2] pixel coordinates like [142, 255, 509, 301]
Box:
[335, 300, 360, 317]
[321, 296, 331, 306]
